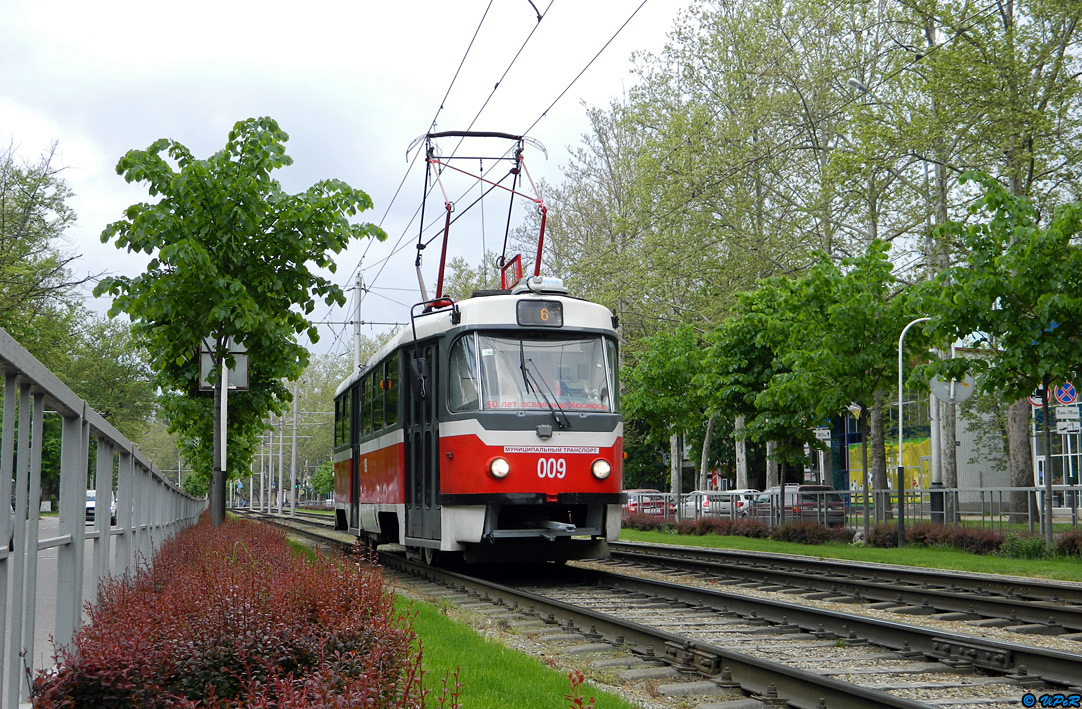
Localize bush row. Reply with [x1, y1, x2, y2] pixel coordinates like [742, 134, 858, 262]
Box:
[623, 512, 1082, 558]
[33, 513, 433, 708]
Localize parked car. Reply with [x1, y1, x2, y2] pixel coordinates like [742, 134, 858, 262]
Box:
[623, 489, 676, 517]
[680, 489, 760, 519]
[85, 490, 117, 525]
[750, 484, 846, 527]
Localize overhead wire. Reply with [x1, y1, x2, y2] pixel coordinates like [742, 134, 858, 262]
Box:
[355, 0, 562, 307]
[322, 1, 499, 358]
[362, 0, 652, 289]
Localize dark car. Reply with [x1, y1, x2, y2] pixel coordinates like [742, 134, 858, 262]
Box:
[751, 484, 846, 527]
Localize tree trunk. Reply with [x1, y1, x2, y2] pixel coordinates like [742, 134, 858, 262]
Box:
[1007, 397, 1034, 524]
[870, 392, 892, 520]
[940, 399, 959, 522]
[700, 414, 715, 490]
[670, 432, 682, 519]
[859, 412, 871, 539]
[766, 441, 780, 488]
[735, 415, 748, 489]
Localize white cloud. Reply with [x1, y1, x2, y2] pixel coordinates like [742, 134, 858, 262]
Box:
[1, 0, 686, 353]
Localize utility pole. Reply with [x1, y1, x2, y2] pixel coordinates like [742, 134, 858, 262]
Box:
[291, 383, 298, 516]
[354, 272, 364, 372]
[277, 415, 285, 514]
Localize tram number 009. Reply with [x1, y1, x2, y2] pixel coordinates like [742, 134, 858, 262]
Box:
[537, 458, 567, 479]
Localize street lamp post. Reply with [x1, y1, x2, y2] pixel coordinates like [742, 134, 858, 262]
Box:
[898, 317, 931, 548]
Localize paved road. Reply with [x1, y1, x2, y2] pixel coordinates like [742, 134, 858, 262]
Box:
[9, 516, 99, 679]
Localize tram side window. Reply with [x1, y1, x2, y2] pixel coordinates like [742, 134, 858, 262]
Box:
[372, 366, 385, 431]
[362, 375, 374, 436]
[448, 335, 480, 412]
[334, 396, 343, 447]
[341, 389, 351, 443]
[606, 337, 620, 411]
[385, 358, 398, 426]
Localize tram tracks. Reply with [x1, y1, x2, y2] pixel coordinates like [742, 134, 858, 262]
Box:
[242, 511, 1082, 707]
[606, 541, 1082, 637]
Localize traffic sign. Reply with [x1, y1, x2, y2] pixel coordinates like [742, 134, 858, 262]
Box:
[1056, 405, 1080, 420]
[813, 427, 831, 442]
[1057, 419, 1081, 435]
[1030, 389, 1046, 407]
[930, 374, 976, 405]
[1055, 382, 1077, 405]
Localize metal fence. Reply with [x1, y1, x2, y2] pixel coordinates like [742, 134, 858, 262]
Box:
[0, 327, 205, 705]
[625, 486, 1082, 535]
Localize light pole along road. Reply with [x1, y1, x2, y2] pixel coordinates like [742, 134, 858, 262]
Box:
[897, 316, 931, 548]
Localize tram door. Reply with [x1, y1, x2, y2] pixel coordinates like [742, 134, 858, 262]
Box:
[405, 344, 441, 541]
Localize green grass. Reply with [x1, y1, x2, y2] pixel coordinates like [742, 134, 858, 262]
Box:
[398, 596, 638, 709]
[619, 528, 1082, 582]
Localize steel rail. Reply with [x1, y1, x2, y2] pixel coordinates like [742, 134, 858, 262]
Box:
[609, 541, 1082, 604]
[608, 542, 1082, 633]
[380, 552, 931, 709]
[568, 565, 1082, 687]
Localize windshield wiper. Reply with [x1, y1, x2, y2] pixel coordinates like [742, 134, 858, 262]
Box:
[522, 358, 570, 429]
[519, 341, 533, 393]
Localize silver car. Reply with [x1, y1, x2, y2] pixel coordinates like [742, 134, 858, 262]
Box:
[680, 489, 760, 519]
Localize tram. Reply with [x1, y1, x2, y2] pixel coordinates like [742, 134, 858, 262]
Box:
[331, 276, 623, 563]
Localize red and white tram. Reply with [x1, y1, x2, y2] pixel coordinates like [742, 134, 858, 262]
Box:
[331, 276, 624, 564]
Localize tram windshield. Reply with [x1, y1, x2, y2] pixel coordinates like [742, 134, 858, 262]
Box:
[448, 333, 617, 414]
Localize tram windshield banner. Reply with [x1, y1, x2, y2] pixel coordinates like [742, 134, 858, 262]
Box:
[448, 333, 617, 413]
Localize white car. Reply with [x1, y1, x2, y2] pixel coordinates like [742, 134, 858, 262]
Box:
[85, 490, 117, 525]
[680, 489, 760, 519]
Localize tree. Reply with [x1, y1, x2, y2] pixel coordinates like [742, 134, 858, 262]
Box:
[95, 117, 386, 525]
[699, 281, 801, 488]
[761, 241, 923, 515]
[0, 143, 92, 357]
[623, 326, 710, 503]
[440, 252, 501, 300]
[310, 461, 334, 498]
[922, 171, 1082, 543]
[58, 314, 157, 441]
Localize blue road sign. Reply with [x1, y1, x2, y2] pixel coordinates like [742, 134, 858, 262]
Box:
[1055, 382, 1077, 405]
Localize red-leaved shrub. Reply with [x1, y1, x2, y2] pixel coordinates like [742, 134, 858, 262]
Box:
[768, 520, 838, 545]
[622, 512, 668, 531]
[866, 522, 1003, 555]
[1057, 528, 1082, 557]
[671, 516, 771, 539]
[33, 513, 431, 708]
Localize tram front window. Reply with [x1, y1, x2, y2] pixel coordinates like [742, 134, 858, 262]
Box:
[448, 334, 616, 413]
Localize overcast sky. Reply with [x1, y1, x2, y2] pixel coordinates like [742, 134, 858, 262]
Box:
[2, 0, 686, 357]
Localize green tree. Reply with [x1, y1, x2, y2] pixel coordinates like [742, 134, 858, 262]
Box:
[440, 251, 501, 300]
[310, 461, 334, 497]
[761, 241, 923, 513]
[923, 171, 1082, 542]
[95, 117, 386, 524]
[0, 143, 90, 358]
[59, 314, 157, 441]
[623, 326, 710, 501]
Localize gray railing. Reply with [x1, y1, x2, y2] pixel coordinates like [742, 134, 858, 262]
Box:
[625, 486, 1082, 535]
[0, 327, 205, 705]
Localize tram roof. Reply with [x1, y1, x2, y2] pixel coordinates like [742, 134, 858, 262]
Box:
[334, 290, 616, 397]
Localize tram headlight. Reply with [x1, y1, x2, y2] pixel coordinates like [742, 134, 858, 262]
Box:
[489, 457, 510, 479]
[590, 459, 612, 480]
